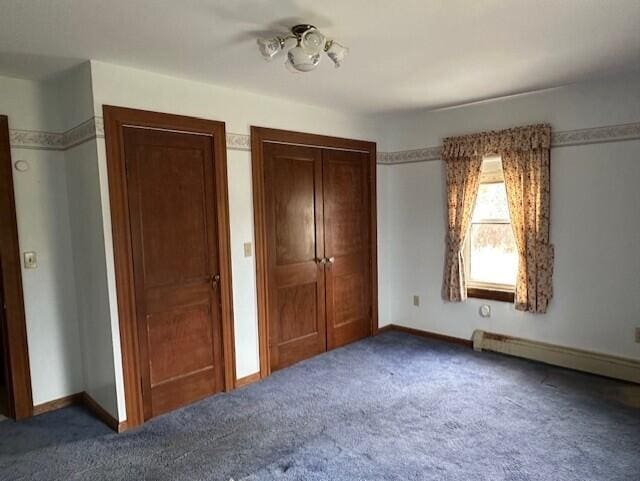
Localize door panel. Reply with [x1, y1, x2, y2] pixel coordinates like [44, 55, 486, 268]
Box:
[323, 149, 372, 348]
[124, 127, 224, 419]
[264, 143, 326, 371]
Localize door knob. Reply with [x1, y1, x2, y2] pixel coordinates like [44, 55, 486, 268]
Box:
[210, 274, 220, 288]
[327, 257, 335, 264]
[316, 257, 327, 264]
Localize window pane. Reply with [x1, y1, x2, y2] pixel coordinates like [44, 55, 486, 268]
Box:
[472, 182, 510, 221]
[469, 223, 518, 286]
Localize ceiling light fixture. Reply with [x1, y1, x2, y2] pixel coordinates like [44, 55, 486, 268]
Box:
[257, 24, 348, 73]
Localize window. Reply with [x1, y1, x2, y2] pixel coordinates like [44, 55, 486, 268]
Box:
[464, 156, 518, 301]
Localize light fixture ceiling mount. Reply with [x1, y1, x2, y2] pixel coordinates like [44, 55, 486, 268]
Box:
[257, 24, 348, 73]
[290, 24, 315, 37]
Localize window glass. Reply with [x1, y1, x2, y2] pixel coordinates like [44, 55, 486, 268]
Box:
[465, 157, 518, 290]
[472, 182, 511, 221]
[468, 223, 518, 286]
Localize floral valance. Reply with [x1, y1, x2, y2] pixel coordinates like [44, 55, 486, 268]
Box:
[442, 124, 551, 159]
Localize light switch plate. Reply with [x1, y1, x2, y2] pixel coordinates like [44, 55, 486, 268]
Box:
[243, 242, 252, 258]
[23, 251, 37, 269]
[413, 295, 420, 307]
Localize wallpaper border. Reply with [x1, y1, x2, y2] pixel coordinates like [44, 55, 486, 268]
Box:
[377, 122, 640, 164]
[9, 118, 640, 163]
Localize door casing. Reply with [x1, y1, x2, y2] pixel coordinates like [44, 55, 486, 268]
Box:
[104, 106, 236, 430]
[251, 126, 378, 379]
[0, 115, 33, 420]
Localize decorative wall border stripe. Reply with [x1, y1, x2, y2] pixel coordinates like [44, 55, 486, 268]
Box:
[377, 146, 441, 165]
[9, 116, 251, 152]
[9, 118, 103, 151]
[226, 132, 250, 151]
[9, 119, 640, 161]
[9, 129, 65, 150]
[64, 117, 103, 149]
[377, 122, 640, 165]
[551, 122, 640, 147]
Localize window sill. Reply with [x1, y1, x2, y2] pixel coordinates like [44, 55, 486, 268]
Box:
[467, 287, 515, 303]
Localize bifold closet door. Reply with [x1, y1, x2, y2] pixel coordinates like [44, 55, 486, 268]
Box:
[264, 143, 327, 371]
[322, 149, 372, 349]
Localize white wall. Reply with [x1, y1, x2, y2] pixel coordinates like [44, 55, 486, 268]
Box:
[0, 76, 84, 405]
[376, 164, 391, 327]
[6, 56, 636, 423]
[381, 72, 640, 360]
[0, 76, 61, 132]
[377, 72, 640, 151]
[1, 60, 384, 420]
[88, 60, 382, 419]
[66, 139, 122, 417]
[226, 150, 259, 379]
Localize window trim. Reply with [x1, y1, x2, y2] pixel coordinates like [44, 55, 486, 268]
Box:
[467, 287, 515, 303]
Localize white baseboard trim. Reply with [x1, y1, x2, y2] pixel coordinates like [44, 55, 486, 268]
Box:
[472, 330, 640, 384]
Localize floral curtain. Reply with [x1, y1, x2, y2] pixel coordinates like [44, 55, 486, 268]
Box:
[441, 124, 553, 312]
[441, 154, 483, 301]
[502, 146, 553, 313]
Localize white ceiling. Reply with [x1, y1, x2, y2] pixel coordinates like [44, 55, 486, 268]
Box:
[1, 0, 639, 114]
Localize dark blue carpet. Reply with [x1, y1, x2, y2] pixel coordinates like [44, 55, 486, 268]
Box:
[1, 331, 639, 481]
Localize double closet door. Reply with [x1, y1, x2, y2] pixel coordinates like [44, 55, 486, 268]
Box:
[263, 142, 373, 371]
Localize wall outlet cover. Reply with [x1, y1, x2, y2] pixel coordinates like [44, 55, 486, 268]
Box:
[243, 242, 252, 258]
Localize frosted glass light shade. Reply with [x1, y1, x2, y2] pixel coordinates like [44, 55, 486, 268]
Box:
[257, 25, 348, 72]
[301, 28, 325, 54]
[287, 45, 320, 72]
[257, 37, 281, 61]
[326, 41, 349, 68]
[284, 58, 301, 74]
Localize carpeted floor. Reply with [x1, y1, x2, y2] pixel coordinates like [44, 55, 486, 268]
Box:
[1, 331, 639, 481]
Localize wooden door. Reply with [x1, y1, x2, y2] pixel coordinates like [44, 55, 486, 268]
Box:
[0, 115, 32, 419]
[124, 127, 224, 419]
[0, 256, 7, 416]
[263, 143, 327, 371]
[323, 149, 372, 349]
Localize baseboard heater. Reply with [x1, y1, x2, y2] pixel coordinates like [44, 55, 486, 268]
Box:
[472, 330, 640, 384]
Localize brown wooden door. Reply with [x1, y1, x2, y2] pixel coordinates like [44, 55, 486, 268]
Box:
[323, 149, 372, 349]
[0, 115, 32, 419]
[0, 256, 7, 416]
[124, 127, 224, 420]
[264, 143, 327, 371]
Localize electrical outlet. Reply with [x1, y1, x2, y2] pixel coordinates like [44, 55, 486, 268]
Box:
[243, 242, 252, 258]
[413, 295, 420, 307]
[635, 327, 640, 343]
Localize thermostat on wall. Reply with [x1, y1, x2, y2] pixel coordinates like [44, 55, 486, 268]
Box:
[479, 304, 491, 318]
